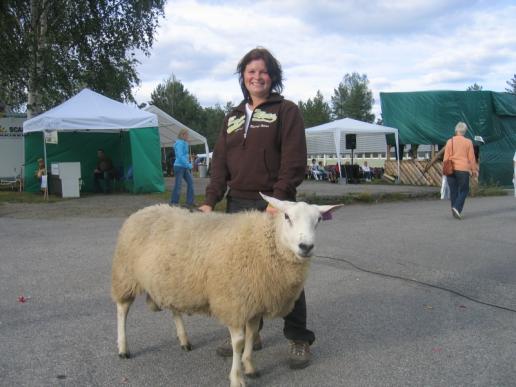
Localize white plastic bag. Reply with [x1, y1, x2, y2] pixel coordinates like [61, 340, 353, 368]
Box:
[440, 176, 450, 200]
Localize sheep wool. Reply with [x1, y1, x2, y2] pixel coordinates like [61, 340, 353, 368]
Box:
[111, 204, 309, 327]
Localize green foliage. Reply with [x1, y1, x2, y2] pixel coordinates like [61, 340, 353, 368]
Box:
[0, 0, 165, 112]
[150, 76, 204, 129]
[298, 90, 331, 128]
[506, 74, 516, 94]
[200, 104, 226, 149]
[150, 76, 228, 149]
[331, 72, 375, 123]
[466, 83, 483, 91]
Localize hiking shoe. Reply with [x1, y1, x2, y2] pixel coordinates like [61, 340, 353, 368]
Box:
[288, 340, 311, 370]
[452, 208, 462, 219]
[216, 334, 263, 357]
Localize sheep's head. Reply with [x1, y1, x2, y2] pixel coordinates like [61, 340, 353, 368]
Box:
[261, 194, 342, 261]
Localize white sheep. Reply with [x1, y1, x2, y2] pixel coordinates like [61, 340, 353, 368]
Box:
[111, 194, 341, 387]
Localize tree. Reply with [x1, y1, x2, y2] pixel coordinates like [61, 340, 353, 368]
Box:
[506, 74, 516, 94]
[197, 104, 226, 150]
[298, 90, 331, 128]
[331, 72, 375, 123]
[150, 76, 204, 130]
[467, 83, 483, 91]
[0, 0, 165, 116]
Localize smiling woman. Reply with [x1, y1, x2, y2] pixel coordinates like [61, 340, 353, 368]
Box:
[198, 47, 315, 371]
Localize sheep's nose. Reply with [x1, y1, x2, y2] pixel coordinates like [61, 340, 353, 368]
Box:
[299, 243, 314, 254]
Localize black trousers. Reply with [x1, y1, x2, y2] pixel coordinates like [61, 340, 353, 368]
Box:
[226, 196, 315, 345]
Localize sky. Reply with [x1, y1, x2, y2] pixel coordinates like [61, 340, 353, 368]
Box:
[132, 0, 516, 118]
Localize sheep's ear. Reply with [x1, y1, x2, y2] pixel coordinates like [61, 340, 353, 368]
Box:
[260, 193, 292, 213]
[316, 204, 343, 221]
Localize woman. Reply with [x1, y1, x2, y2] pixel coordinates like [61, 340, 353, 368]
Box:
[443, 122, 477, 219]
[170, 129, 194, 207]
[199, 47, 312, 369]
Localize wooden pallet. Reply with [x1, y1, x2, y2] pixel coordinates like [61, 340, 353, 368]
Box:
[385, 160, 442, 186]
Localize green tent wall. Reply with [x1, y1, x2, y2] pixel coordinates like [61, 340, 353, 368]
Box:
[380, 91, 516, 186]
[24, 127, 164, 193]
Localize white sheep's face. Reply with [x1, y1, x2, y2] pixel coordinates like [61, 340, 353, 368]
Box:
[261, 194, 342, 260]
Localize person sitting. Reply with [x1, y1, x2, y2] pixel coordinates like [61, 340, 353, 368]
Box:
[317, 161, 328, 180]
[93, 148, 115, 193]
[310, 159, 322, 180]
[362, 161, 372, 182]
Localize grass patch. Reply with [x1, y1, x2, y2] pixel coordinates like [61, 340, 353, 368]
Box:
[474, 184, 507, 197]
[297, 190, 440, 205]
[0, 191, 61, 203]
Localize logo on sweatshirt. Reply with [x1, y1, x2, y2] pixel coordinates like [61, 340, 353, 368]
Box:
[252, 109, 277, 124]
[227, 115, 245, 134]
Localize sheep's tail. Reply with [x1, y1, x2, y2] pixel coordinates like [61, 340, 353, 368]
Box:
[146, 293, 162, 312]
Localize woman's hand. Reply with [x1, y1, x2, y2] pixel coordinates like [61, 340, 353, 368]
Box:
[198, 204, 213, 213]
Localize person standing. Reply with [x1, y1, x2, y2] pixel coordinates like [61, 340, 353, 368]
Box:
[198, 47, 312, 369]
[443, 122, 478, 219]
[93, 149, 115, 193]
[170, 129, 195, 207]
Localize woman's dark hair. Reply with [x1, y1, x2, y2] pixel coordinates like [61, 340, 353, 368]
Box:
[236, 47, 283, 101]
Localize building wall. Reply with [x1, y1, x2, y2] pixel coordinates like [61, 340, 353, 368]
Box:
[0, 114, 26, 178]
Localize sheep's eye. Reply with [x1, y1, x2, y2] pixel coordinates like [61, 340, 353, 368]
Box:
[284, 213, 292, 225]
[317, 216, 322, 223]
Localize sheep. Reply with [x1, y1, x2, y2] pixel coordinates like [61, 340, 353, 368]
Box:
[111, 194, 341, 387]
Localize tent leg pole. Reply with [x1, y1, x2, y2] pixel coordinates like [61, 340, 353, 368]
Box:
[42, 131, 49, 200]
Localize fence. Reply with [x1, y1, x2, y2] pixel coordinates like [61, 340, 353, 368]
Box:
[384, 160, 442, 186]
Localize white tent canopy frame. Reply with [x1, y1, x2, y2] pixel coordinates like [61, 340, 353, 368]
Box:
[144, 105, 210, 168]
[305, 117, 400, 182]
[23, 89, 160, 195]
[24, 88, 157, 133]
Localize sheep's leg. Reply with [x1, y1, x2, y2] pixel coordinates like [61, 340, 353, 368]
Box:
[116, 300, 133, 358]
[242, 316, 261, 378]
[171, 310, 191, 351]
[228, 326, 246, 387]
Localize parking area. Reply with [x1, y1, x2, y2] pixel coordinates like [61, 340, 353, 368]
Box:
[1, 195, 515, 386]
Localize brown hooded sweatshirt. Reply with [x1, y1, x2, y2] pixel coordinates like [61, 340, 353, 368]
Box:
[204, 93, 307, 208]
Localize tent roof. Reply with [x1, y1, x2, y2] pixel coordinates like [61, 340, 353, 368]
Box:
[23, 88, 157, 133]
[143, 105, 207, 147]
[305, 117, 398, 135]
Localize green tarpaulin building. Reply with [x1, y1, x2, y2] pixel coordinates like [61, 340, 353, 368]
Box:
[380, 91, 516, 186]
[23, 89, 164, 194]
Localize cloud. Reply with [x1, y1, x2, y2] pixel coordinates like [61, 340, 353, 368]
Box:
[133, 0, 516, 114]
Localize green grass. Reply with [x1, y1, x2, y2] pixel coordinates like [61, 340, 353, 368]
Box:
[474, 184, 508, 197]
[297, 190, 440, 206]
[0, 191, 61, 203]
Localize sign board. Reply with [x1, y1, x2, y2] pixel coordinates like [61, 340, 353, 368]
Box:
[0, 113, 25, 137]
[44, 130, 58, 144]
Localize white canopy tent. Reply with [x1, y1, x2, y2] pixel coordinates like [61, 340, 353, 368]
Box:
[305, 117, 400, 182]
[144, 105, 210, 167]
[22, 88, 164, 194]
[24, 88, 157, 132]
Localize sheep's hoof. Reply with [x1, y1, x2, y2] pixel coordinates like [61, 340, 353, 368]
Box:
[245, 371, 260, 379]
[181, 343, 192, 351]
[118, 352, 131, 359]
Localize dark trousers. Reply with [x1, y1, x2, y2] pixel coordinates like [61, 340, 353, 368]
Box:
[93, 171, 114, 193]
[226, 196, 315, 345]
[447, 171, 470, 213]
